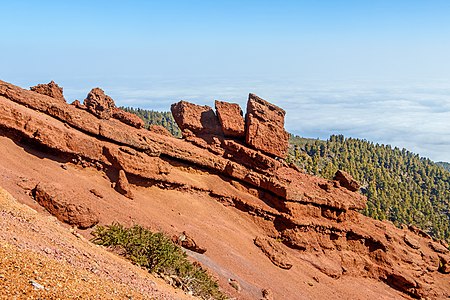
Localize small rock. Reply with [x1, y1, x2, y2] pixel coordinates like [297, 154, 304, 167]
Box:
[429, 241, 449, 254]
[333, 170, 360, 192]
[172, 231, 207, 254]
[29, 280, 44, 290]
[254, 236, 292, 269]
[30, 81, 65, 102]
[89, 189, 104, 199]
[228, 278, 241, 292]
[112, 108, 145, 129]
[404, 235, 421, 250]
[261, 288, 274, 300]
[71, 99, 86, 110]
[60, 164, 68, 170]
[115, 170, 134, 199]
[313, 276, 320, 283]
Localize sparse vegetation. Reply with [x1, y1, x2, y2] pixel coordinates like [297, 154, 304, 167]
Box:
[91, 223, 226, 300]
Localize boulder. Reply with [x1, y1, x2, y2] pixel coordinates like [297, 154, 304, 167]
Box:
[172, 231, 207, 254]
[30, 81, 65, 102]
[83, 88, 116, 119]
[32, 182, 99, 229]
[333, 170, 360, 192]
[404, 234, 420, 250]
[262, 288, 274, 300]
[148, 124, 172, 137]
[71, 99, 86, 110]
[171, 101, 222, 136]
[215, 100, 245, 138]
[438, 255, 450, 274]
[254, 236, 292, 269]
[112, 108, 144, 129]
[115, 170, 134, 199]
[245, 94, 289, 158]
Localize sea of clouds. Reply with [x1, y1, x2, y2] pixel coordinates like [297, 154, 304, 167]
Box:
[62, 76, 450, 162]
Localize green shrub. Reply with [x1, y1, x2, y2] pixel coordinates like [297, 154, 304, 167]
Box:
[91, 223, 226, 300]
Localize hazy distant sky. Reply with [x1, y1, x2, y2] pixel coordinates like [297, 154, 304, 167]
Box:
[1, 1, 450, 161]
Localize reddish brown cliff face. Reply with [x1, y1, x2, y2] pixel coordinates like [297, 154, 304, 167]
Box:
[0, 79, 449, 300]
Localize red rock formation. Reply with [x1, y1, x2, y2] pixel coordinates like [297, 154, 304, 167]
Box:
[171, 101, 222, 136]
[148, 124, 172, 137]
[215, 100, 245, 138]
[71, 99, 86, 110]
[245, 93, 289, 159]
[254, 236, 292, 269]
[33, 182, 99, 229]
[115, 170, 133, 199]
[30, 81, 65, 102]
[83, 88, 116, 119]
[0, 79, 449, 299]
[112, 108, 144, 129]
[334, 170, 360, 192]
[172, 231, 207, 254]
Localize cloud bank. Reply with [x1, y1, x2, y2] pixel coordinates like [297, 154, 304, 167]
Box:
[62, 77, 450, 162]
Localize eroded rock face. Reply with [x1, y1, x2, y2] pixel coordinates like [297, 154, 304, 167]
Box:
[245, 94, 289, 158]
[334, 170, 360, 192]
[71, 99, 86, 110]
[32, 182, 98, 229]
[254, 236, 292, 269]
[148, 125, 172, 137]
[171, 101, 222, 136]
[112, 108, 144, 129]
[30, 81, 65, 102]
[84, 88, 116, 119]
[215, 100, 245, 138]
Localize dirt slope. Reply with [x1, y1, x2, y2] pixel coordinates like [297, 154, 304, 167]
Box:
[0, 183, 193, 300]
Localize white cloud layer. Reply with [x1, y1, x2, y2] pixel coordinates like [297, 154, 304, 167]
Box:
[62, 77, 450, 162]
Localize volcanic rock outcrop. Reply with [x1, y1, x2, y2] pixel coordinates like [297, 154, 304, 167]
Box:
[83, 87, 144, 129]
[245, 93, 289, 158]
[30, 80, 65, 102]
[171, 101, 222, 136]
[171, 93, 289, 158]
[0, 79, 449, 299]
[215, 100, 245, 138]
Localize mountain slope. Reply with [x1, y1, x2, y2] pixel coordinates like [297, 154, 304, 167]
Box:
[123, 107, 450, 242]
[1, 80, 449, 299]
[289, 134, 450, 241]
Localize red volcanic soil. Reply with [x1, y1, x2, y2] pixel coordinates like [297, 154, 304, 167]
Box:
[0, 79, 449, 299]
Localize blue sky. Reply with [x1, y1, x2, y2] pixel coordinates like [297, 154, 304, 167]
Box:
[2, 1, 450, 161]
